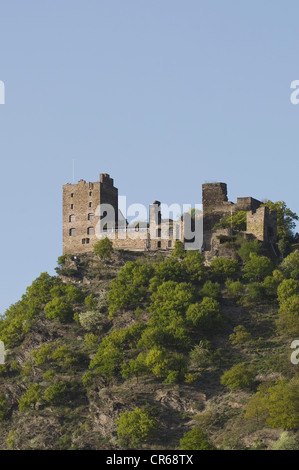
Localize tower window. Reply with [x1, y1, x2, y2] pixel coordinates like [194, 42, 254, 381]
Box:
[88, 213, 94, 220]
[168, 240, 172, 247]
[71, 193, 74, 198]
[69, 214, 75, 222]
[89, 191, 92, 197]
[89, 202, 92, 207]
[82, 238, 86, 244]
[70, 204, 74, 209]
[86, 238, 90, 244]
[69, 228, 76, 236]
[87, 227, 94, 235]
[157, 241, 161, 248]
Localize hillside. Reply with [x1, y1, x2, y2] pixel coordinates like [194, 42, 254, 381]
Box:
[1, 242, 299, 451]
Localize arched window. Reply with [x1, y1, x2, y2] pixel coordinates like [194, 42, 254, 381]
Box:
[88, 213, 94, 221]
[69, 214, 75, 222]
[87, 227, 94, 235]
[69, 228, 76, 236]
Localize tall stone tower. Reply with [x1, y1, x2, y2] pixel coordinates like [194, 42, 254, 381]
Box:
[63, 173, 118, 254]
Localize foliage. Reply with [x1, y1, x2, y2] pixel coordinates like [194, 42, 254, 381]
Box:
[245, 376, 299, 430]
[182, 251, 206, 284]
[229, 325, 251, 345]
[220, 363, 256, 390]
[186, 298, 223, 330]
[280, 250, 299, 280]
[44, 381, 67, 404]
[277, 279, 299, 303]
[277, 295, 299, 335]
[271, 432, 299, 450]
[237, 240, 261, 262]
[201, 280, 221, 299]
[18, 384, 43, 411]
[262, 200, 298, 240]
[210, 258, 239, 283]
[242, 254, 273, 282]
[180, 427, 216, 450]
[44, 297, 74, 322]
[171, 240, 186, 259]
[78, 310, 105, 331]
[225, 280, 245, 299]
[93, 237, 113, 258]
[116, 407, 157, 448]
[214, 210, 247, 232]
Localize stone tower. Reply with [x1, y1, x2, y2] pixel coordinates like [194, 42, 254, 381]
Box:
[63, 173, 118, 254]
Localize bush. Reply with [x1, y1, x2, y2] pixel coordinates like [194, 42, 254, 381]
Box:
[220, 363, 256, 390]
[180, 427, 216, 450]
[280, 250, 299, 279]
[277, 279, 299, 303]
[171, 240, 185, 259]
[44, 381, 67, 404]
[272, 432, 299, 450]
[210, 258, 239, 283]
[243, 254, 273, 282]
[201, 281, 221, 299]
[277, 295, 299, 335]
[229, 325, 251, 345]
[226, 280, 245, 298]
[238, 240, 261, 262]
[44, 297, 73, 322]
[18, 384, 43, 411]
[186, 298, 223, 330]
[93, 238, 113, 258]
[116, 407, 157, 448]
[78, 310, 105, 331]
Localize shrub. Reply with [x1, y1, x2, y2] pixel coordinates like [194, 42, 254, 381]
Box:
[277, 279, 299, 304]
[44, 297, 73, 322]
[280, 250, 299, 279]
[243, 254, 273, 282]
[229, 325, 251, 345]
[238, 240, 261, 262]
[180, 427, 216, 450]
[220, 363, 256, 390]
[226, 280, 245, 298]
[272, 432, 299, 450]
[171, 240, 185, 259]
[210, 258, 239, 283]
[93, 238, 113, 258]
[186, 298, 223, 330]
[116, 407, 157, 448]
[277, 295, 299, 335]
[44, 381, 67, 404]
[78, 310, 105, 331]
[18, 384, 43, 411]
[201, 281, 221, 299]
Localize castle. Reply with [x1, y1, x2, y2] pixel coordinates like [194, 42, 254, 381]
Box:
[63, 174, 277, 257]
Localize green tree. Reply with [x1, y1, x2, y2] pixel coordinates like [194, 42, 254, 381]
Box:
[44, 297, 73, 322]
[172, 240, 185, 259]
[262, 200, 298, 240]
[280, 250, 299, 280]
[238, 240, 261, 262]
[201, 280, 221, 299]
[277, 295, 299, 335]
[44, 381, 67, 404]
[116, 407, 157, 448]
[93, 237, 113, 258]
[277, 279, 299, 303]
[182, 251, 206, 284]
[229, 325, 251, 346]
[220, 363, 256, 390]
[210, 257, 239, 283]
[243, 254, 273, 282]
[18, 384, 43, 411]
[186, 298, 223, 330]
[180, 427, 216, 450]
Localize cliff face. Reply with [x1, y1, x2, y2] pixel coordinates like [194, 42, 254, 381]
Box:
[0, 250, 295, 450]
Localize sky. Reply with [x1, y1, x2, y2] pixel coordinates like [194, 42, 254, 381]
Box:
[1, 0, 299, 314]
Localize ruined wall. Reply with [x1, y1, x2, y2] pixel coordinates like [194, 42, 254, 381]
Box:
[246, 206, 277, 243]
[202, 183, 234, 251]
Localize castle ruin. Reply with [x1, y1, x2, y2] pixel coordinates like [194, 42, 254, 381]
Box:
[63, 174, 277, 257]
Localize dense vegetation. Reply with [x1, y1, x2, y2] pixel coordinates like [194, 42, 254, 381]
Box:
[1, 229, 299, 449]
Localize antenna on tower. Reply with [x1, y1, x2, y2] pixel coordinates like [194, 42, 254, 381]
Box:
[72, 159, 75, 184]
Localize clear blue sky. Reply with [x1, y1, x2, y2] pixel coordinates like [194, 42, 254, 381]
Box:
[1, 0, 299, 315]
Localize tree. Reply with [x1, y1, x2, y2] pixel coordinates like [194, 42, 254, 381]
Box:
[280, 250, 299, 280]
[186, 298, 223, 330]
[243, 254, 273, 282]
[214, 210, 247, 232]
[18, 384, 43, 411]
[277, 279, 299, 304]
[180, 427, 216, 450]
[44, 297, 73, 322]
[182, 251, 206, 284]
[172, 240, 185, 258]
[277, 295, 299, 335]
[116, 407, 157, 448]
[262, 200, 298, 240]
[210, 258, 239, 283]
[44, 381, 67, 404]
[93, 237, 113, 258]
[201, 280, 221, 299]
[229, 325, 251, 345]
[238, 240, 261, 262]
[220, 363, 256, 390]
